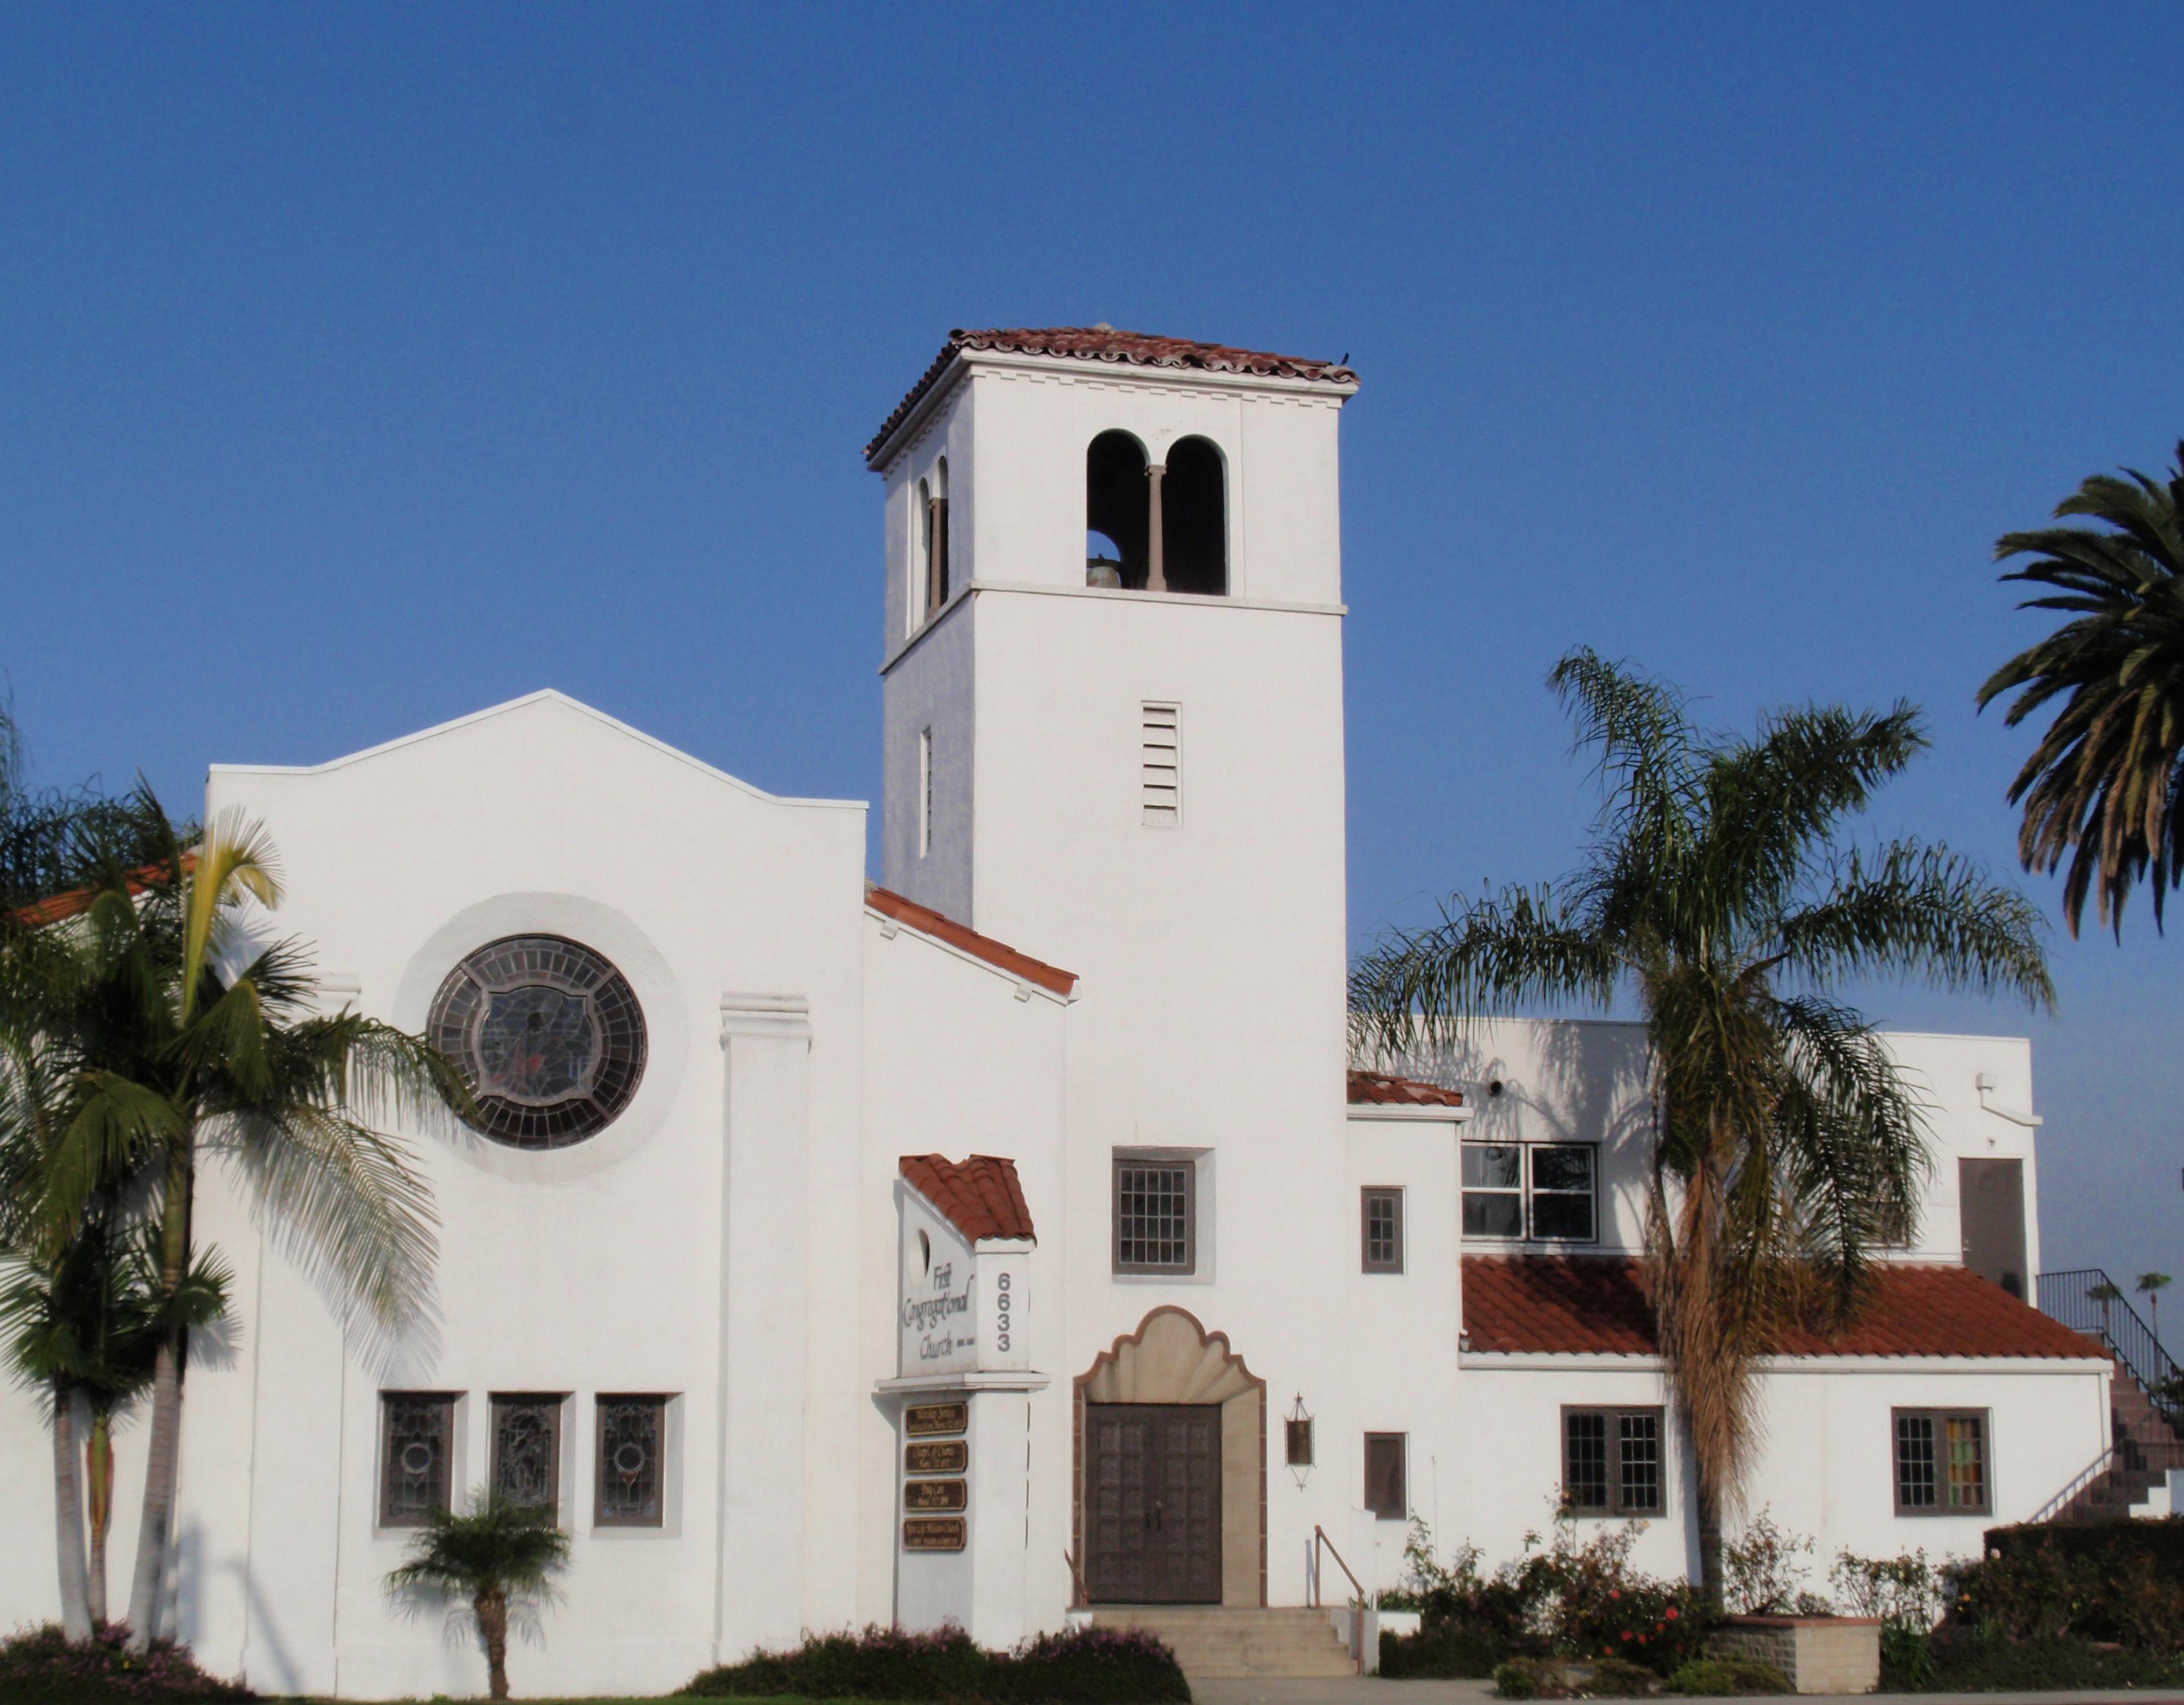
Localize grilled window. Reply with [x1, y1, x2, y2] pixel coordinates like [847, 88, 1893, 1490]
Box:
[380, 1392, 456, 1527]
[1113, 1155, 1195, 1274]
[1462, 1142, 1597, 1242]
[1362, 1188, 1404, 1273]
[1365, 1432, 1408, 1520]
[1142, 703, 1181, 825]
[1562, 1406, 1664, 1516]
[1894, 1409, 1989, 1514]
[490, 1394, 562, 1519]
[919, 726, 934, 858]
[596, 1394, 669, 1528]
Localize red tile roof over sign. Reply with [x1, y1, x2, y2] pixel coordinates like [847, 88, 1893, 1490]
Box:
[867, 327, 1359, 462]
[901, 1153, 1037, 1243]
[867, 885, 1078, 996]
[1462, 1256, 2108, 1361]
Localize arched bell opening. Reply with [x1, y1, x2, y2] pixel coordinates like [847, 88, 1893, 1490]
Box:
[1161, 436, 1227, 596]
[1086, 430, 1151, 589]
[1073, 1307, 1266, 1607]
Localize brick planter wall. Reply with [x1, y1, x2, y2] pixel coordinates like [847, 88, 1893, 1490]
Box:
[1710, 1615, 1881, 1695]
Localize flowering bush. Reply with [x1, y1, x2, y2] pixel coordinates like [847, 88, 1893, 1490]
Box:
[1388, 1517, 1709, 1679]
[1722, 1510, 1830, 1617]
[679, 1622, 1189, 1702]
[1827, 1546, 1949, 1632]
[0, 1623, 254, 1702]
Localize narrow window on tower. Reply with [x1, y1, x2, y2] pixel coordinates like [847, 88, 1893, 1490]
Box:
[1142, 702, 1181, 826]
[918, 727, 934, 858]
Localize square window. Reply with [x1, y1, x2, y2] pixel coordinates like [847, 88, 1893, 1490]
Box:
[1114, 1155, 1196, 1274]
[1895, 1409, 1988, 1514]
[1364, 1432, 1408, 1520]
[380, 1392, 456, 1527]
[1362, 1188, 1404, 1273]
[1462, 1141, 1598, 1243]
[1562, 1407, 1663, 1516]
[596, 1394, 669, 1528]
[490, 1394, 563, 1520]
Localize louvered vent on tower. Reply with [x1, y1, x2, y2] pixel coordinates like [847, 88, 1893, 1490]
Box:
[1142, 702, 1181, 826]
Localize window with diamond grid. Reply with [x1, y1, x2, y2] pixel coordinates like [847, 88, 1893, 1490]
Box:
[1113, 1157, 1194, 1273]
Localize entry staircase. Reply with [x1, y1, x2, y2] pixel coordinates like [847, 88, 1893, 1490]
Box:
[2034, 1268, 2184, 1521]
[1087, 1608, 1359, 1679]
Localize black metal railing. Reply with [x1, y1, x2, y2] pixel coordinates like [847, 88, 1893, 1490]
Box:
[2038, 1267, 2181, 1405]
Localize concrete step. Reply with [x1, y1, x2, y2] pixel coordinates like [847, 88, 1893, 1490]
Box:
[1088, 1608, 1359, 1678]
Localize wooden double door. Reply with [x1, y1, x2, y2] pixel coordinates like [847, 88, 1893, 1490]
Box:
[1084, 1402, 1223, 1603]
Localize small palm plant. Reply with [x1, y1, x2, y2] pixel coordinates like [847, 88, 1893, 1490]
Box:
[2089, 1278, 2125, 1340]
[386, 1492, 570, 1700]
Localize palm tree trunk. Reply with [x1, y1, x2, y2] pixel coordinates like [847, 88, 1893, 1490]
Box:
[476, 1588, 510, 1700]
[86, 1413, 113, 1626]
[51, 1380, 92, 1642]
[1694, 1479, 1725, 1613]
[125, 1155, 191, 1652]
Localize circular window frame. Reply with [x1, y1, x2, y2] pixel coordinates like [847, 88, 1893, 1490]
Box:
[429, 934, 648, 1150]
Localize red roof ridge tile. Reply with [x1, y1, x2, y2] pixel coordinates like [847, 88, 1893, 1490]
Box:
[1461, 1255, 2107, 1362]
[867, 884, 1077, 996]
[867, 328, 1358, 463]
[899, 1153, 1037, 1243]
[1348, 1068, 1465, 1108]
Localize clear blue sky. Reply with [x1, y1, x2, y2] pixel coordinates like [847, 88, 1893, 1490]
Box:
[5, 6, 2180, 1301]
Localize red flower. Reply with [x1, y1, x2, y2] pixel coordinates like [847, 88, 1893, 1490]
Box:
[1609, 1590, 1620, 1599]
[1665, 1608, 1678, 1620]
[1622, 1632, 1633, 1641]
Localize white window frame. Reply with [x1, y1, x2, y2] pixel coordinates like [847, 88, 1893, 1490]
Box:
[1461, 1140, 1600, 1244]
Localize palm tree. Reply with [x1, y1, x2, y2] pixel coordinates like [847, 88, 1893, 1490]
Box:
[26, 802, 468, 1648]
[0, 1224, 227, 1624]
[387, 1492, 571, 1700]
[1353, 650, 2051, 1604]
[1977, 443, 2184, 937]
[2139, 1271, 2174, 1349]
[2089, 1278, 2125, 1341]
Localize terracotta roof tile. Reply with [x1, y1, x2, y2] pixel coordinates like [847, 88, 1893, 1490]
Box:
[1348, 1068, 1466, 1108]
[1462, 1256, 2108, 1361]
[901, 1153, 1036, 1243]
[867, 884, 1077, 996]
[867, 327, 1358, 463]
[8, 856, 191, 929]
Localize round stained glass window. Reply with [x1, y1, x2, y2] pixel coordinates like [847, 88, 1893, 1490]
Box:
[428, 935, 647, 1148]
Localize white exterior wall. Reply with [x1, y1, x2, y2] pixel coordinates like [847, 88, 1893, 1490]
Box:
[1454, 1357, 2107, 1583]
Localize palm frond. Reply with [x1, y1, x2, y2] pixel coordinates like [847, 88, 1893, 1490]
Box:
[182, 809, 283, 1021]
[1770, 841, 2053, 1006]
[1350, 883, 1617, 1058]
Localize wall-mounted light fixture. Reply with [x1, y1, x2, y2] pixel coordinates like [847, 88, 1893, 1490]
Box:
[1285, 1394, 1314, 1488]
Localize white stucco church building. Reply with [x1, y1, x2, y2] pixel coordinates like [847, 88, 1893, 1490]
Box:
[1, 329, 2120, 1695]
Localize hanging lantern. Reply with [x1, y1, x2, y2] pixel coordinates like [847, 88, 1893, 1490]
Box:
[1285, 1393, 1315, 1488]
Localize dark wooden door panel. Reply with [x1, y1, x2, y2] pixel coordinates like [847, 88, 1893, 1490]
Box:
[1085, 1402, 1222, 1603]
[1960, 1159, 2027, 1298]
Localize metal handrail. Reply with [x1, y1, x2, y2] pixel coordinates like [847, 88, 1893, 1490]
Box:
[2037, 1267, 2180, 1406]
[1063, 1549, 1089, 1610]
[2026, 1435, 2184, 1525]
[1310, 1525, 1366, 1608]
[1310, 1526, 1370, 1676]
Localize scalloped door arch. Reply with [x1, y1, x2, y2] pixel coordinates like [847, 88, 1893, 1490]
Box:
[1074, 1307, 1266, 1607]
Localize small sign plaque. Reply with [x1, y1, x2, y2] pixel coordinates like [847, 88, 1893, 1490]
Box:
[905, 1440, 969, 1475]
[905, 1401, 969, 1438]
[903, 1477, 967, 1512]
[903, 1516, 966, 1552]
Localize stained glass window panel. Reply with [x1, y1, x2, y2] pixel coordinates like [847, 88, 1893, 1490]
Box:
[491, 1395, 562, 1517]
[380, 1392, 455, 1527]
[596, 1395, 667, 1528]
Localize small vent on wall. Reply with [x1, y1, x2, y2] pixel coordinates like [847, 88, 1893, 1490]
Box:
[1142, 702, 1181, 827]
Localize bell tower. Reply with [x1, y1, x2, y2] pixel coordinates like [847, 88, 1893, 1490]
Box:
[867, 321, 1357, 1181]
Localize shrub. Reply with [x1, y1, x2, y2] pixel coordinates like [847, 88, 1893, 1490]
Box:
[1583, 1655, 1662, 1696]
[1828, 1547, 1950, 1633]
[1906, 1628, 2184, 1692]
[1957, 1520, 2184, 1653]
[0, 1624, 254, 1703]
[679, 1623, 1189, 1703]
[1495, 1657, 1544, 1699]
[1379, 1626, 1502, 1679]
[1663, 1657, 1792, 1696]
[1721, 1509, 1819, 1616]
